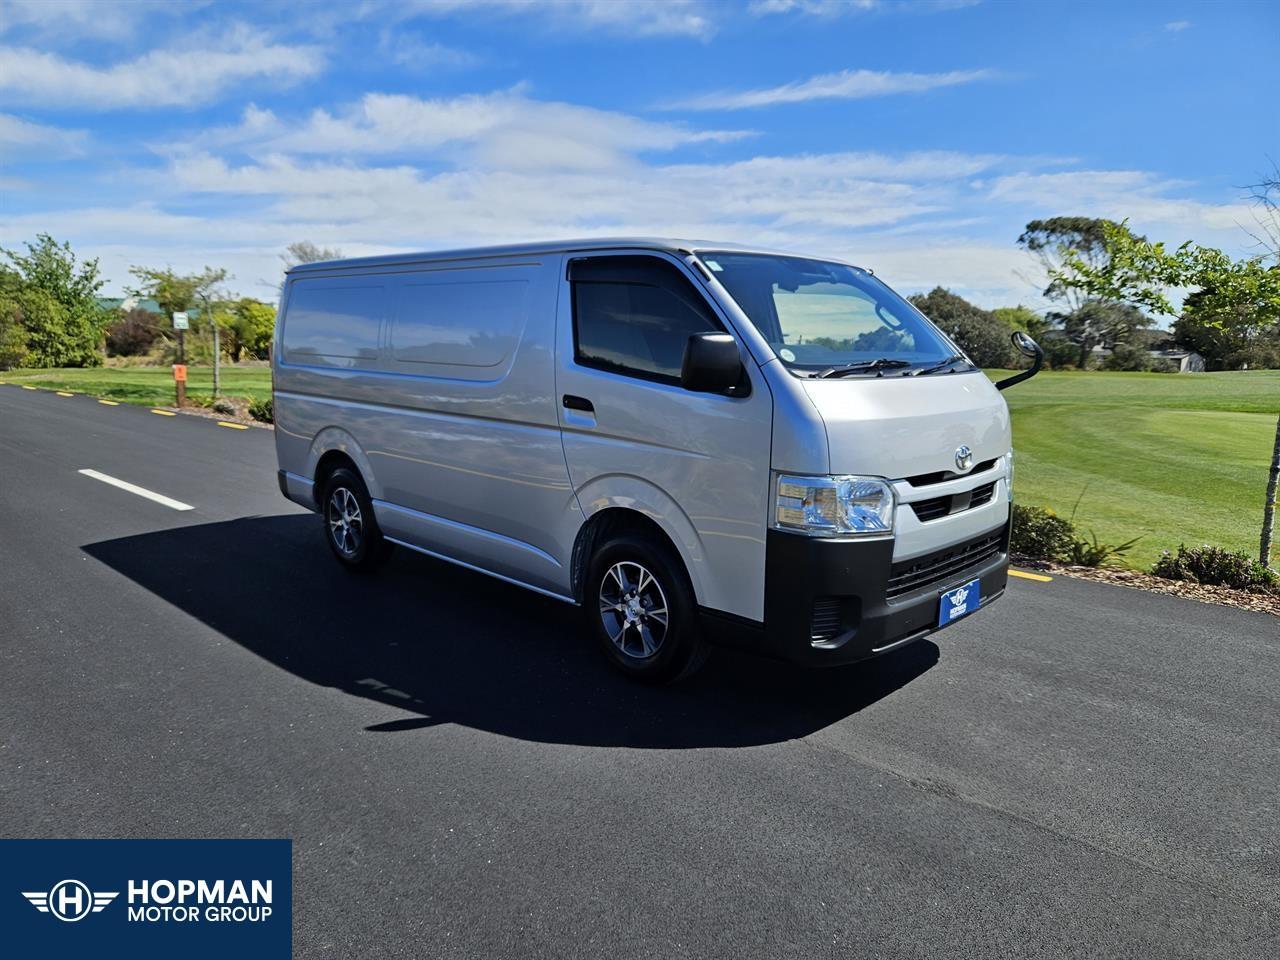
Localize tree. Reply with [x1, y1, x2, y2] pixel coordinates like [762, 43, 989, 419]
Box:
[1172, 288, 1280, 369]
[1047, 299, 1146, 368]
[1, 234, 109, 367]
[1243, 165, 1280, 569]
[0, 269, 29, 369]
[992, 305, 1049, 339]
[128, 265, 229, 394]
[1017, 217, 1131, 311]
[1051, 217, 1280, 567]
[127, 266, 228, 319]
[225, 298, 275, 360]
[1244, 159, 1280, 264]
[281, 241, 341, 270]
[908, 287, 1016, 368]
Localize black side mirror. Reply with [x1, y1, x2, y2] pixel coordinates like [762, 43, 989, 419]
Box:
[681, 333, 744, 395]
[995, 332, 1044, 391]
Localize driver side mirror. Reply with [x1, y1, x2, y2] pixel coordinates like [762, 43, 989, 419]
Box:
[681, 333, 746, 395]
[995, 332, 1044, 391]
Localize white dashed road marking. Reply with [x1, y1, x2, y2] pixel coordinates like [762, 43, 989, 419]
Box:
[77, 469, 194, 512]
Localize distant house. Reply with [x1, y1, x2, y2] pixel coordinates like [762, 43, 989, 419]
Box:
[1150, 349, 1205, 373]
[1084, 343, 1205, 372]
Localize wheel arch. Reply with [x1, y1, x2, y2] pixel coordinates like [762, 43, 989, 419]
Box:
[307, 427, 380, 508]
[569, 487, 706, 606]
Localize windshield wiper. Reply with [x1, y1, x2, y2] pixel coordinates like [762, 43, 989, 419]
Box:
[814, 358, 912, 379]
[910, 353, 970, 376]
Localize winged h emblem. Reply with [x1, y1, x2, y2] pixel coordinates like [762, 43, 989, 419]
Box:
[22, 880, 118, 922]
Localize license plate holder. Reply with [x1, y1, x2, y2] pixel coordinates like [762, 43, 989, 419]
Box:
[938, 578, 981, 627]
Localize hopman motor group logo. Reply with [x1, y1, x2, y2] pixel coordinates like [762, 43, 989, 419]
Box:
[21, 877, 274, 924]
[23, 880, 118, 921]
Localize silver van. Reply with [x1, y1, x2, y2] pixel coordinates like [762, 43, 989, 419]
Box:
[273, 239, 1041, 682]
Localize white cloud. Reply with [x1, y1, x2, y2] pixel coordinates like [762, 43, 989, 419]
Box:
[2, 88, 1253, 309]
[749, 0, 879, 15]
[1164, 20, 1192, 32]
[0, 0, 184, 42]
[392, 0, 714, 39]
[666, 67, 995, 110]
[0, 113, 87, 158]
[188, 92, 753, 171]
[0, 26, 323, 108]
[852, 242, 1034, 307]
[378, 32, 479, 70]
[986, 170, 1254, 235]
[749, 0, 980, 17]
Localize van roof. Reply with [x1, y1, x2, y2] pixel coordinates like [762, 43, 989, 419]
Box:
[286, 237, 861, 274]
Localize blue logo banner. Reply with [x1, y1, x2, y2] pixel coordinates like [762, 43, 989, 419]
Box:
[0, 839, 291, 960]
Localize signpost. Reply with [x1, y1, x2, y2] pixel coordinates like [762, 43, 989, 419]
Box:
[172, 312, 189, 406]
[173, 363, 187, 407]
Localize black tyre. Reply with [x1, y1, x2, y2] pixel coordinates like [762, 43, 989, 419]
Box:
[586, 532, 707, 683]
[320, 466, 391, 572]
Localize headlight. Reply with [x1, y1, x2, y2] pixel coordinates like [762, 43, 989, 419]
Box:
[774, 474, 895, 537]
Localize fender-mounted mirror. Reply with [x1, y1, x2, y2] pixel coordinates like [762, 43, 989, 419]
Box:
[995, 332, 1044, 391]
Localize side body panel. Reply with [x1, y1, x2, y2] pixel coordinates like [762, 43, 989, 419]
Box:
[555, 250, 774, 622]
[273, 255, 583, 597]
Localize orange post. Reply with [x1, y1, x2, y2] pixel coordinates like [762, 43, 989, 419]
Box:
[173, 363, 187, 407]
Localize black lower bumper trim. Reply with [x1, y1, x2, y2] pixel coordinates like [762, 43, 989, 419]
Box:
[701, 520, 1011, 667]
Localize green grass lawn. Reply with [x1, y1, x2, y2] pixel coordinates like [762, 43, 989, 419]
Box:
[0, 364, 272, 406]
[4, 364, 1276, 569]
[992, 369, 1279, 568]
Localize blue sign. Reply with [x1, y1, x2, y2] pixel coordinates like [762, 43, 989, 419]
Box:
[0, 839, 291, 960]
[938, 577, 981, 627]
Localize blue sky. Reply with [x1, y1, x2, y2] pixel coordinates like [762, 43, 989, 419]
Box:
[0, 0, 1274, 307]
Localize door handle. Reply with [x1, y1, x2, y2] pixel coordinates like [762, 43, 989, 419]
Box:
[562, 395, 594, 413]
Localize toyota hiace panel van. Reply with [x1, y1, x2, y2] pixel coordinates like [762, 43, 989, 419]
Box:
[274, 239, 1039, 682]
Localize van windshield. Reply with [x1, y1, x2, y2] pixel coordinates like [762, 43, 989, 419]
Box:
[699, 252, 967, 377]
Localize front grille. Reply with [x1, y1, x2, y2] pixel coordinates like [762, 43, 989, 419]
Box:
[910, 496, 951, 522]
[809, 597, 843, 642]
[969, 482, 996, 508]
[905, 458, 997, 487]
[907, 480, 1000, 522]
[886, 530, 1005, 600]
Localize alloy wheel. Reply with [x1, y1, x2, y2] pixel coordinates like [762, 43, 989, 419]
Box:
[598, 560, 669, 659]
[327, 486, 364, 557]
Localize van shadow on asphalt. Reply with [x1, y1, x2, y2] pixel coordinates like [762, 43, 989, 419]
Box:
[84, 514, 939, 749]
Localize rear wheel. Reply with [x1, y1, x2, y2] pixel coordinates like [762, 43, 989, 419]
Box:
[586, 532, 707, 683]
[320, 466, 391, 571]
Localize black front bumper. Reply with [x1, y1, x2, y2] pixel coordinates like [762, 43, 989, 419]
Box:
[701, 519, 1010, 666]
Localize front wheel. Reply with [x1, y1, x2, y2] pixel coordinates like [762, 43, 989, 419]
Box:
[321, 466, 391, 572]
[586, 533, 707, 683]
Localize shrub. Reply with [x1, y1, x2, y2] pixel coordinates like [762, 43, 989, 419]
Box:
[1101, 342, 1154, 372]
[248, 396, 273, 423]
[1152, 545, 1278, 591]
[1010, 504, 1076, 560]
[105, 307, 162, 357]
[1011, 502, 1139, 567]
[1065, 530, 1141, 567]
[1041, 337, 1083, 370]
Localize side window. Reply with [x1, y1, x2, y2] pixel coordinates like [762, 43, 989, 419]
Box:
[281, 280, 385, 369]
[570, 256, 722, 383]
